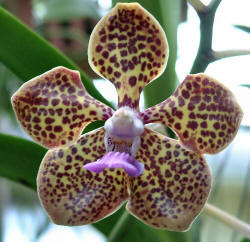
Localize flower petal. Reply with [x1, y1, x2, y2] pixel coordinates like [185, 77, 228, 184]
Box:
[37, 127, 129, 225]
[11, 66, 114, 148]
[88, 3, 168, 110]
[126, 127, 211, 231]
[141, 74, 243, 154]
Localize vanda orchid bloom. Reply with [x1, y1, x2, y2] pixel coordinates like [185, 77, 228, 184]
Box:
[11, 3, 243, 231]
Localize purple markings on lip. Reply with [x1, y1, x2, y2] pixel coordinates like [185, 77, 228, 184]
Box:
[83, 151, 144, 177]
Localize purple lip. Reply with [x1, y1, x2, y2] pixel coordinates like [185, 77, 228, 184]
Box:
[83, 151, 144, 177]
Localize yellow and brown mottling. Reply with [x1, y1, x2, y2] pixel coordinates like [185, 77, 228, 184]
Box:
[38, 127, 211, 230]
[127, 128, 211, 231]
[88, 3, 168, 110]
[141, 74, 243, 154]
[11, 67, 114, 149]
[37, 128, 129, 225]
[11, 2, 243, 232]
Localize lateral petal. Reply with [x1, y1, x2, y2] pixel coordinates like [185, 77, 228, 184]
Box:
[11, 66, 114, 148]
[126, 128, 211, 231]
[37, 128, 129, 225]
[141, 74, 243, 154]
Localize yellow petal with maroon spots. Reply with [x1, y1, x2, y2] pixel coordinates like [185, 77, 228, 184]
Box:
[126, 127, 211, 231]
[88, 3, 168, 110]
[37, 127, 129, 225]
[141, 74, 243, 154]
[11, 66, 114, 149]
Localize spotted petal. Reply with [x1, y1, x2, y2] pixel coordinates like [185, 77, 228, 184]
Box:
[11, 66, 114, 148]
[141, 74, 243, 154]
[37, 128, 129, 225]
[126, 127, 211, 231]
[88, 3, 168, 110]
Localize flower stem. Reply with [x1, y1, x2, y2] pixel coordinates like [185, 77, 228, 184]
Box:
[188, 0, 206, 13]
[107, 210, 132, 242]
[203, 203, 250, 238]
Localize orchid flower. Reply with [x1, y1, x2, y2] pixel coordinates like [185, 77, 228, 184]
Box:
[11, 3, 243, 231]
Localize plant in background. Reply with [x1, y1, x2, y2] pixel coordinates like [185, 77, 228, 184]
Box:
[11, 2, 244, 233]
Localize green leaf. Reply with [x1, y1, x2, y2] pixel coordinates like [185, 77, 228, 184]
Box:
[240, 84, 250, 89]
[240, 239, 250, 242]
[0, 133, 46, 190]
[0, 6, 111, 107]
[234, 25, 250, 34]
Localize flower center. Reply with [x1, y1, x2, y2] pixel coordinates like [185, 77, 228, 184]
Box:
[83, 107, 145, 177]
[104, 107, 144, 156]
[104, 106, 144, 140]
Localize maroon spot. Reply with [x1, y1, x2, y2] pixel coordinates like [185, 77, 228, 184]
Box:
[156, 50, 161, 56]
[147, 37, 153, 43]
[102, 51, 109, 59]
[34, 124, 41, 130]
[107, 66, 113, 74]
[188, 103, 195, 111]
[90, 110, 97, 116]
[129, 76, 137, 87]
[138, 43, 145, 49]
[33, 117, 40, 123]
[174, 150, 180, 157]
[165, 170, 172, 177]
[52, 99, 60, 106]
[219, 131, 225, 137]
[66, 155, 72, 163]
[174, 123, 181, 130]
[49, 133, 56, 139]
[128, 61, 134, 70]
[71, 147, 77, 154]
[62, 75, 68, 82]
[210, 131, 216, 138]
[198, 103, 206, 111]
[147, 63, 152, 70]
[191, 95, 201, 104]
[193, 81, 200, 89]
[100, 35, 106, 43]
[178, 96, 185, 107]
[182, 90, 190, 99]
[187, 121, 198, 130]
[107, 43, 116, 51]
[118, 43, 126, 49]
[41, 131, 47, 138]
[96, 45, 103, 52]
[45, 117, 55, 124]
[200, 121, 207, 128]
[109, 55, 117, 63]
[98, 59, 104, 65]
[120, 50, 127, 57]
[64, 165, 72, 171]
[114, 71, 121, 78]
[183, 130, 189, 138]
[150, 45, 156, 52]
[99, 28, 105, 35]
[63, 100, 70, 106]
[54, 126, 63, 132]
[118, 34, 127, 41]
[189, 112, 195, 119]
[155, 38, 161, 45]
[213, 122, 220, 130]
[45, 125, 52, 131]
